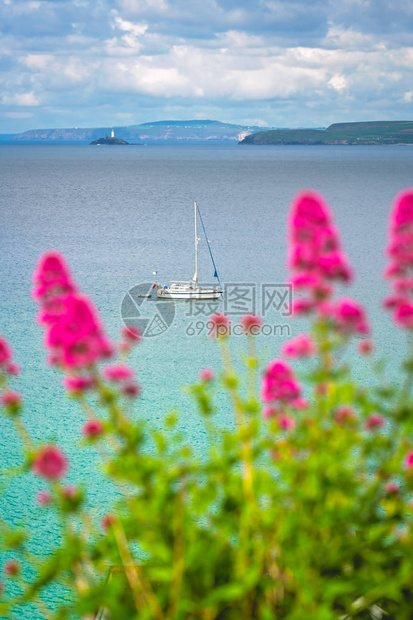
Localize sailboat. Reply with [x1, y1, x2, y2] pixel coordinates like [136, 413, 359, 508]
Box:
[157, 202, 223, 300]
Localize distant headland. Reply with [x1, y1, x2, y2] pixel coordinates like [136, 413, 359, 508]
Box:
[239, 121, 413, 146]
[0, 120, 270, 144]
[1, 120, 412, 145]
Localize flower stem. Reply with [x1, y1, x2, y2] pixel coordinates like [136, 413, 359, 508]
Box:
[112, 517, 164, 620]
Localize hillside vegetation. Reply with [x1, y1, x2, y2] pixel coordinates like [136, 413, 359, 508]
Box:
[239, 121, 413, 145]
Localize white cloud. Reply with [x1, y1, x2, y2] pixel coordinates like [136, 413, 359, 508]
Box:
[4, 111, 34, 118]
[328, 74, 347, 91]
[113, 16, 148, 36]
[324, 25, 374, 50]
[6, 0, 42, 14]
[219, 30, 264, 49]
[24, 54, 54, 69]
[241, 118, 269, 126]
[1, 0, 413, 130]
[3, 91, 40, 106]
[116, 0, 168, 14]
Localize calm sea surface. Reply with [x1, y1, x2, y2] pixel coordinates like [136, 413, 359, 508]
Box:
[0, 143, 412, 613]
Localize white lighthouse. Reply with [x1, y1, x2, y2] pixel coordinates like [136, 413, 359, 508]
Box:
[111, 129, 115, 138]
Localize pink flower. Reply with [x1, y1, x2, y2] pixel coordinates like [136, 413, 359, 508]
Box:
[37, 295, 72, 326]
[209, 313, 231, 338]
[394, 301, 413, 329]
[291, 397, 309, 410]
[37, 490, 52, 506]
[0, 336, 12, 369]
[405, 450, 413, 469]
[358, 339, 374, 355]
[83, 419, 104, 438]
[385, 482, 400, 495]
[288, 191, 353, 315]
[46, 294, 113, 369]
[262, 405, 280, 419]
[384, 191, 413, 329]
[121, 382, 141, 398]
[0, 390, 22, 408]
[335, 406, 357, 425]
[32, 254, 114, 370]
[4, 561, 20, 577]
[239, 314, 263, 335]
[32, 251, 76, 302]
[103, 364, 134, 382]
[5, 362, 20, 376]
[332, 298, 370, 335]
[365, 413, 385, 430]
[63, 375, 95, 394]
[121, 325, 142, 343]
[384, 263, 405, 278]
[291, 273, 321, 289]
[390, 190, 413, 229]
[101, 513, 115, 532]
[32, 445, 68, 480]
[281, 334, 317, 358]
[278, 416, 296, 431]
[383, 294, 407, 310]
[200, 368, 215, 382]
[62, 485, 76, 499]
[292, 299, 315, 316]
[394, 277, 413, 294]
[261, 359, 302, 405]
[315, 383, 328, 396]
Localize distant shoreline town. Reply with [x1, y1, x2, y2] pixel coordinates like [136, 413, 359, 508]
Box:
[1, 119, 413, 145]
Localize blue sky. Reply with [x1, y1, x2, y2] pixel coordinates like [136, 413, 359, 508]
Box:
[1, 0, 412, 132]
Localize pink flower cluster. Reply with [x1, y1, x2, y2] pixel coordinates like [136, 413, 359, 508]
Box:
[32, 445, 68, 480]
[319, 298, 369, 335]
[0, 335, 20, 376]
[261, 359, 306, 419]
[0, 390, 22, 409]
[83, 418, 104, 439]
[200, 368, 215, 382]
[365, 413, 385, 431]
[119, 325, 142, 353]
[209, 313, 231, 338]
[239, 313, 263, 335]
[384, 190, 413, 329]
[289, 191, 352, 311]
[32, 252, 76, 302]
[102, 363, 140, 398]
[281, 334, 317, 358]
[33, 252, 113, 370]
[288, 191, 370, 336]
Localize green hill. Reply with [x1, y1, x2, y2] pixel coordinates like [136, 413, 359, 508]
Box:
[239, 121, 413, 145]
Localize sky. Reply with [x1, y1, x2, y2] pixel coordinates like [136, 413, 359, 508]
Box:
[0, 0, 413, 133]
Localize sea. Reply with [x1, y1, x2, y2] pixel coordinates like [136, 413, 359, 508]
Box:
[0, 142, 412, 615]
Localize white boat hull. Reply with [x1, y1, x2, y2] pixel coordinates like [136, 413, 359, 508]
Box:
[157, 287, 222, 300]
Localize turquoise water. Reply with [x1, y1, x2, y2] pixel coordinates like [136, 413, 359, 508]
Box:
[0, 143, 412, 612]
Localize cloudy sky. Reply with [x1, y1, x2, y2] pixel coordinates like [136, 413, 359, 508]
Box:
[1, 0, 412, 132]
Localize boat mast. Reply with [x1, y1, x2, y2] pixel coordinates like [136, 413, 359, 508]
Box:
[193, 201, 199, 286]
